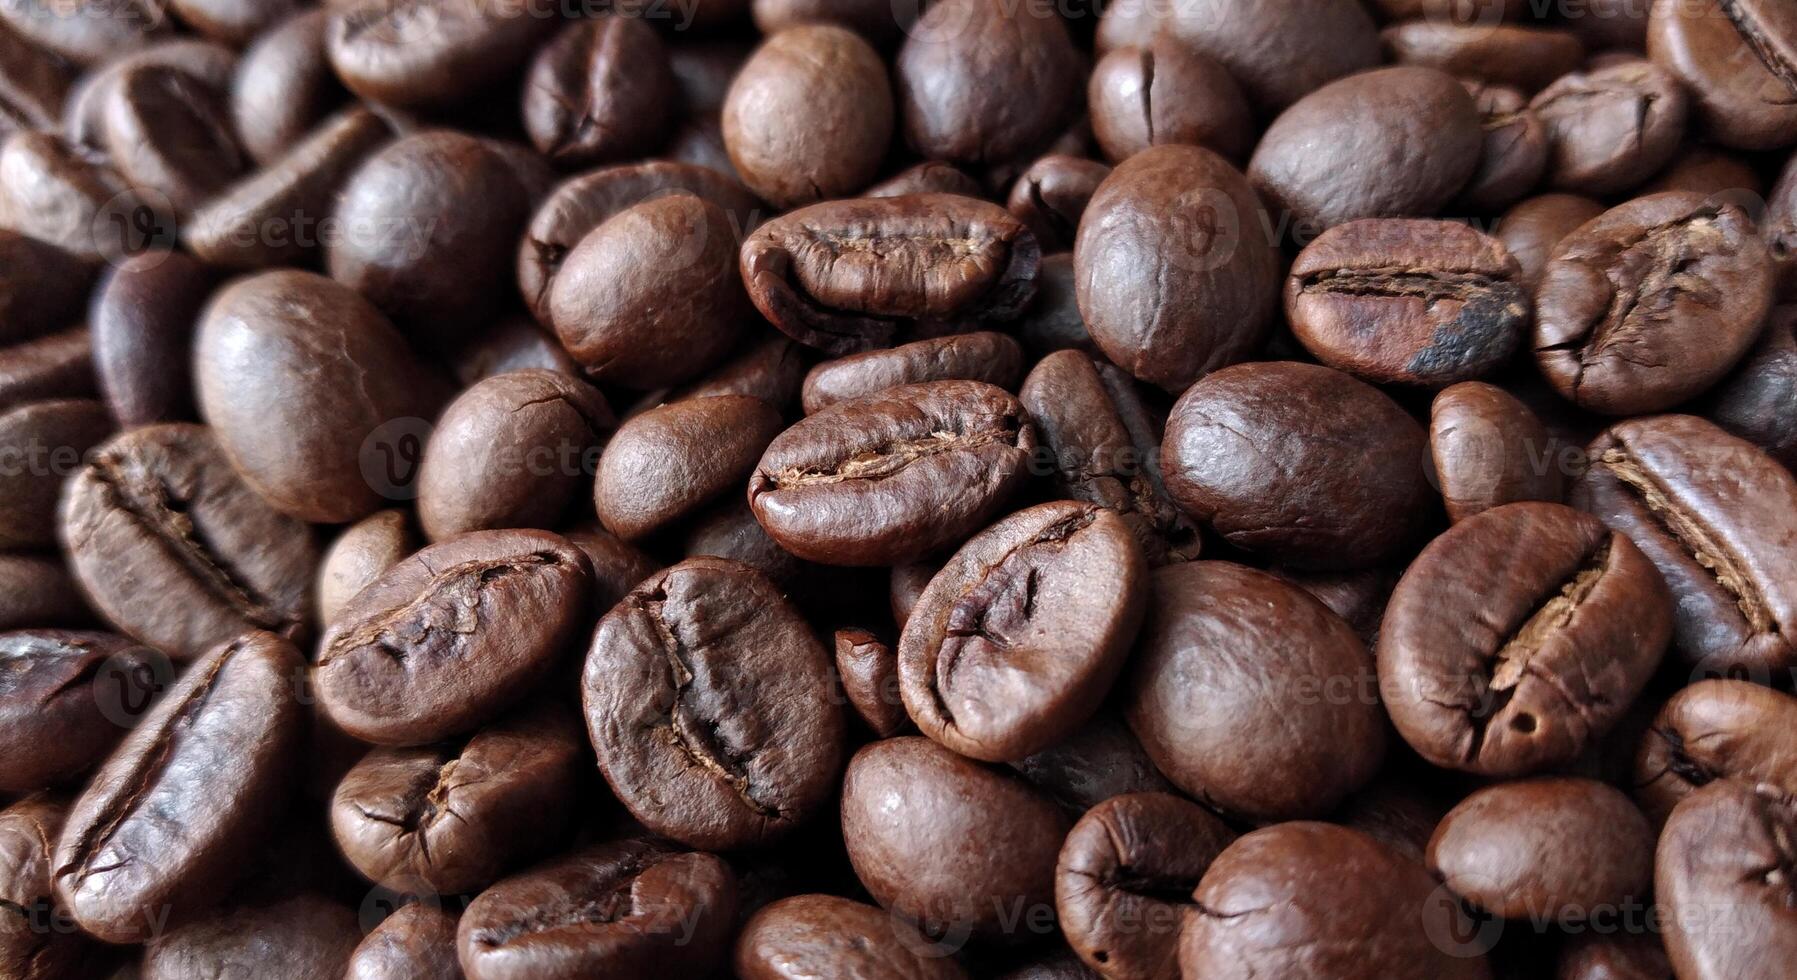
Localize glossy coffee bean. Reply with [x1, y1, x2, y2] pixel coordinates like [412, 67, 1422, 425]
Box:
[62, 40, 235, 157]
[523, 16, 675, 167]
[803, 331, 1023, 415]
[0, 795, 100, 980]
[60, 423, 318, 661]
[834, 628, 907, 738]
[681, 498, 807, 586]
[457, 840, 738, 980]
[1532, 58, 1688, 197]
[749, 381, 1036, 566]
[100, 63, 245, 218]
[1429, 381, 1564, 523]
[1647, 0, 1797, 150]
[1496, 193, 1607, 292]
[142, 892, 361, 980]
[1075, 144, 1280, 391]
[0, 131, 159, 263]
[841, 736, 1068, 939]
[595, 394, 781, 542]
[583, 558, 843, 850]
[864, 161, 983, 198]
[1088, 37, 1253, 165]
[168, 0, 300, 48]
[741, 194, 1040, 355]
[1379, 503, 1671, 776]
[0, 399, 110, 548]
[1054, 793, 1235, 980]
[1656, 781, 1797, 979]
[735, 893, 969, 980]
[562, 522, 661, 616]
[448, 315, 580, 387]
[1703, 305, 1797, 468]
[1161, 362, 1432, 569]
[90, 251, 209, 427]
[315, 529, 592, 746]
[1454, 82, 1548, 215]
[0, 631, 158, 792]
[1571, 415, 1797, 674]
[1004, 155, 1111, 255]
[0, 21, 71, 140]
[1286, 219, 1529, 387]
[1535, 192, 1773, 415]
[1008, 710, 1178, 815]
[1125, 561, 1384, 820]
[1634, 679, 1797, 827]
[53, 632, 306, 944]
[326, 0, 553, 110]
[347, 903, 462, 980]
[317, 509, 415, 627]
[1383, 22, 1584, 92]
[231, 9, 344, 167]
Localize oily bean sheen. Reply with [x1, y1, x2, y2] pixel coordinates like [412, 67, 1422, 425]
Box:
[1570, 415, 1797, 675]
[346, 903, 462, 980]
[316, 529, 592, 746]
[1382, 23, 1584, 93]
[596, 395, 782, 543]
[1285, 219, 1529, 388]
[1497, 193, 1608, 292]
[735, 894, 970, 980]
[326, 0, 553, 110]
[583, 558, 844, 850]
[899, 501, 1147, 762]
[1054, 793, 1236, 980]
[1378, 502, 1672, 777]
[90, 250, 209, 427]
[1125, 561, 1385, 821]
[232, 10, 342, 167]
[840, 737, 1069, 938]
[0, 631, 157, 793]
[1535, 193, 1773, 415]
[1647, 0, 1797, 151]
[748, 381, 1036, 566]
[741, 194, 1040, 355]
[1635, 679, 1797, 827]
[1427, 777, 1654, 922]
[1074, 144, 1281, 392]
[1656, 781, 1797, 979]
[99, 63, 246, 218]
[52, 633, 306, 944]
[1161, 362, 1432, 569]
[2, 795, 102, 980]
[60, 423, 318, 661]
[1179, 823, 1493, 980]
[1429, 381, 1564, 523]
[523, 16, 676, 168]
[803, 331, 1025, 415]
[457, 839, 738, 980]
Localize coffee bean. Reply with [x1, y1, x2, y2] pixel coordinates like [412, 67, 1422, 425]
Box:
[1005, 155, 1111, 255]
[1647, 0, 1797, 151]
[0, 327, 94, 412]
[749, 381, 1036, 565]
[562, 521, 660, 616]
[0, 0, 167, 67]
[1556, 932, 1673, 980]
[523, 16, 676, 168]
[660, 333, 807, 411]
[0, 554, 91, 631]
[316, 529, 591, 745]
[0, 631, 158, 793]
[681, 498, 807, 586]
[317, 509, 416, 628]
[53, 632, 306, 944]
[0, 131, 162, 263]
[100, 63, 245, 219]
[1007, 711, 1177, 816]
[0, 229, 88, 345]
[447, 314, 580, 387]
[1016, 253, 1096, 359]
[231, 9, 345, 167]
[1455, 82, 1549, 214]
[142, 892, 361, 979]
[668, 38, 751, 116]
[741, 194, 1040, 355]
[864, 161, 984, 199]
[347, 903, 461, 980]
[325, 0, 554, 111]
[1087, 37, 1254, 166]
[889, 561, 938, 632]
[169, 0, 301, 45]
[735, 893, 969, 980]
[1430, 381, 1564, 523]
[1383, 22, 1585, 92]
[1379, 502, 1671, 776]
[0, 20, 72, 139]
[0, 795, 102, 979]
[1634, 679, 1797, 827]
[1334, 778, 1450, 865]
[1656, 781, 1797, 979]
[63, 40, 236, 158]
[0, 399, 110, 549]
[803, 332, 1023, 415]
[60, 423, 318, 661]
[595, 394, 780, 542]
[1496, 192, 1607, 291]
[90, 251, 209, 427]
[833, 627, 906, 739]
[583, 557, 843, 850]
[1532, 59, 1688, 197]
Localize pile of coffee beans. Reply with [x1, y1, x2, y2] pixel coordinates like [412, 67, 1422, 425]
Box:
[5, 0, 1797, 977]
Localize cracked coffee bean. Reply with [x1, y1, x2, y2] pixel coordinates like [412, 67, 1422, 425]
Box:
[1634, 679, 1797, 827]
[1453, 82, 1547, 215]
[1531, 58, 1688, 197]
[0, 795, 103, 980]
[1004, 155, 1112, 255]
[523, 16, 676, 168]
[1647, 0, 1797, 151]
[0, 631, 159, 793]
[1087, 37, 1254, 165]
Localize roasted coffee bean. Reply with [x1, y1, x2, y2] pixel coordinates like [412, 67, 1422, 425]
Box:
[681, 498, 806, 586]
[142, 891, 361, 980]
[1286, 219, 1529, 387]
[1161, 361, 1432, 568]
[317, 509, 415, 628]
[1126, 561, 1384, 820]
[52, 632, 306, 944]
[62, 39, 235, 157]
[0, 399, 110, 549]
[1004, 155, 1111, 255]
[1497, 193, 1608, 292]
[1009, 710, 1177, 815]
[1020, 351, 1201, 566]
[741, 194, 1040, 355]
[1556, 932, 1673, 980]
[0, 21, 71, 139]
[231, 9, 344, 166]
[447, 315, 580, 387]
[1017, 253, 1095, 358]
[841, 736, 1068, 938]
[1249, 66, 1482, 235]
[1571, 415, 1797, 674]
[1535, 193, 1773, 415]
[168, 0, 300, 45]
[595, 395, 781, 542]
[1649, 147, 1765, 199]
[1532, 59, 1688, 197]
[834, 628, 907, 738]
[1647, 0, 1797, 151]
[1076, 144, 1280, 391]
[1428, 777, 1654, 921]
[1383, 22, 1584, 92]
[864, 161, 984, 198]
[1635, 679, 1797, 827]
[0, 0, 166, 67]
[522, 16, 675, 167]
[331, 705, 582, 895]
[347, 903, 462, 980]
[60, 423, 317, 661]
[1430, 381, 1564, 523]
[1656, 781, 1797, 979]
[0, 795, 101, 980]
[326, 0, 553, 110]
[0, 327, 94, 412]
[562, 522, 661, 616]
[457, 839, 738, 980]
[802, 332, 1023, 415]
[316, 529, 591, 745]
[723, 24, 892, 207]
[418, 369, 613, 541]
[668, 38, 751, 115]
[889, 561, 938, 632]
[1379, 502, 1671, 776]
[1088, 37, 1253, 166]
[0, 230, 88, 345]
[90, 251, 209, 427]
[583, 558, 843, 850]
[749, 381, 1036, 566]
[735, 893, 969, 980]
[0, 131, 160, 263]
[549, 194, 751, 388]
[100, 63, 245, 219]
[0, 631, 158, 792]
[1454, 82, 1549, 215]
[1055, 793, 1234, 980]
[0, 554, 90, 631]
[1180, 823, 1492, 978]
[1333, 778, 1449, 865]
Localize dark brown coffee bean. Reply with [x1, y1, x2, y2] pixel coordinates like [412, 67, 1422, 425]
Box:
[231, 9, 344, 167]
[326, 0, 554, 110]
[418, 369, 613, 541]
[900, 502, 1145, 762]
[1054, 792, 1233, 980]
[1379, 502, 1671, 776]
[62, 39, 236, 158]
[0, 131, 161, 263]
[347, 903, 461, 980]
[865, 161, 984, 198]
[1430, 381, 1564, 523]
[1016, 253, 1095, 358]
[1535, 192, 1773, 415]
[1455, 82, 1549, 214]
[0, 0, 167, 67]
[749, 381, 1036, 566]
[0, 631, 158, 792]
[60, 423, 318, 661]
[0, 230, 87, 347]
[1532, 58, 1688, 196]
[100, 63, 245, 218]
[0, 795, 102, 980]
[1333, 778, 1450, 865]
[0, 327, 94, 413]
[735, 893, 969, 980]
[802, 332, 1023, 415]
[889, 561, 937, 632]
[1556, 932, 1673, 980]
[1634, 679, 1797, 827]
[457, 839, 738, 980]
[0, 554, 90, 631]
[562, 521, 660, 616]
[1571, 415, 1797, 675]
[583, 558, 844, 850]
[1162, 361, 1432, 569]
[1125, 561, 1384, 820]
[1007, 710, 1176, 816]
[142, 891, 361, 980]
[90, 251, 209, 427]
[447, 315, 580, 387]
[667, 38, 750, 115]
[0, 21, 72, 139]
[317, 509, 415, 628]
[681, 498, 807, 586]
[1496, 192, 1606, 291]
[723, 24, 892, 207]
[331, 705, 582, 895]
[1286, 219, 1529, 387]
[834, 627, 907, 738]
[1004, 155, 1111, 255]
[316, 529, 591, 746]
[523, 16, 676, 168]
[657, 333, 806, 412]
[741, 194, 1040, 355]
[1648, 147, 1764, 200]
[1087, 38, 1253, 166]
[1384, 22, 1585, 92]
[53, 632, 306, 944]
[1647, 0, 1797, 151]
[0, 399, 110, 549]
[595, 394, 781, 543]
[841, 736, 1067, 939]
[1656, 781, 1797, 979]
